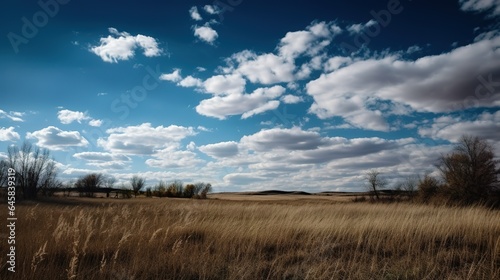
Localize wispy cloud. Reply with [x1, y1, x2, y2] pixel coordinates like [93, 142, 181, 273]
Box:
[0, 109, 24, 122]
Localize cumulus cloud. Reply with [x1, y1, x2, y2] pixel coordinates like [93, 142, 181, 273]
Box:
[97, 123, 196, 155]
[189, 6, 202, 21]
[145, 147, 204, 169]
[193, 25, 218, 44]
[203, 74, 246, 95]
[27, 126, 89, 151]
[230, 51, 296, 84]
[306, 37, 500, 131]
[241, 127, 326, 151]
[418, 111, 500, 142]
[159, 21, 351, 120]
[323, 56, 353, 72]
[58, 109, 89, 124]
[0, 127, 20, 142]
[199, 141, 239, 158]
[459, 0, 500, 17]
[203, 5, 220, 14]
[159, 69, 182, 82]
[58, 109, 102, 127]
[88, 119, 103, 127]
[281, 95, 304, 104]
[196, 86, 285, 119]
[90, 27, 162, 63]
[278, 21, 338, 61]
[178, 76, 203, 87]
[200, 127, 421, 191]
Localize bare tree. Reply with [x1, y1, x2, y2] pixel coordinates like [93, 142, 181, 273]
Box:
[102, 175, 116, 197]
[7, 141, 58, 199]
[437, 135, 499, 204]
[200, 183, 212, 199]
[365, 170, 386, 201]
[402, 175, 419, 201]
[130, 175, 146, 197]
[75, 173, 104, 197]
[103, 175, 117, 189]
[0, 160, 8, 187]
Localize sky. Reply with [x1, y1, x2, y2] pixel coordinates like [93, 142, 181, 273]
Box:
[0, 0, 499, 192]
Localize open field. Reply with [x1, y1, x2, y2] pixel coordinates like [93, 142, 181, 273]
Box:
[1, 195, 499, 279]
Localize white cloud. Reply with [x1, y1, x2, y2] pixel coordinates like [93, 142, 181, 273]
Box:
[187, 141, 196, 151]
[278, 21, 337, 61]
[199, 141, 239, 158]
[0, 109, 24, 122]
[189, 6, 202, 21]
[231, 52, 296, 84]
[145, 147, 204, 169]
[178, 76, 203, 87]
[90, 27, 162, 63]
[347, 19, 377, 34]
[88, 119, 103, 127]
[193, 25, 218, 44]
[203, 74, 246, 95]
[97, 123, 196, 155]
[197, 126, 212, 132]
[324, 56, 353, 72]
[0, 127, 20, 142]
[159, 69, 182, 82]
[58, 109, 101, 127]
[27, 126, 89, 151]
[406, 45, 422, 54]
[418, 111, 500, 142]
[203, 5, 219, 14]
[281, 95, 304, 104]
[459, 0, 500, 17]
[241, 100, 280, 119]
[199, 127, 425, 191]
[306, 37, 500, 131]
[58, 109, 89, 124]
[196, 86, 285, 119]
[73, 152, 131, 170]
[241, 127, 326, 152]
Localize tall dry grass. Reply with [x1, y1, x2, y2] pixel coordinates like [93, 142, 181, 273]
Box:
[0, 198, 499, 279]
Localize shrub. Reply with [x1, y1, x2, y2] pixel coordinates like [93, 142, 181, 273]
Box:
[437, 135, 499, 205]
[418, 175, 441, 203]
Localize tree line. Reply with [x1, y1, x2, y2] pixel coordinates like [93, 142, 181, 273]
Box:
[0, 141, 211, 199]
[364, 135, 500, 206]
[1, 135, 498, 205]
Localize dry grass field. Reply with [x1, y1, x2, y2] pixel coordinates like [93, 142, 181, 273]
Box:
[1, 194, 499, 279]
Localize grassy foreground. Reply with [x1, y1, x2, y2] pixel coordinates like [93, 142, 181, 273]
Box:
[1, 197, 499, 279]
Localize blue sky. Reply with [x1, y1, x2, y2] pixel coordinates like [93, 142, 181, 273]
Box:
[1, 0, 499, 192]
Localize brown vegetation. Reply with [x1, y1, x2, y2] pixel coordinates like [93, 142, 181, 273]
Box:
[1, 197, 499, 279]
